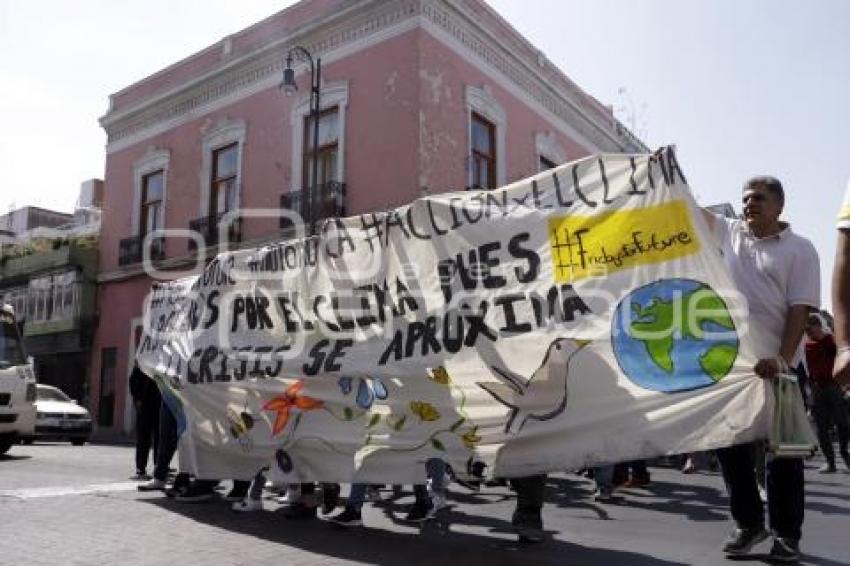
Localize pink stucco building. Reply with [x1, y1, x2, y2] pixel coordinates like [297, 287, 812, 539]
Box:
[92, 0, 646, 435]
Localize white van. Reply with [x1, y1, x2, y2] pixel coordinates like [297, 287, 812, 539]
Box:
[0, 304, 36, 455]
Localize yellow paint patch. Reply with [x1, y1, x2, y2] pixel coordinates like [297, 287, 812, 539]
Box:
[838, 205, 850, 221]
[548, 200, 700, 282]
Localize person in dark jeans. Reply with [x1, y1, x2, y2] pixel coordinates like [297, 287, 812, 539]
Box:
[510, 475, 546, 542]
[704, 176, 820, 562]
[138, 390, 184, 493]
[129, 366, 160, 480]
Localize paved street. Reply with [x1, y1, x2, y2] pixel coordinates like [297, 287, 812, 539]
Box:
[1, 443, 848, 566]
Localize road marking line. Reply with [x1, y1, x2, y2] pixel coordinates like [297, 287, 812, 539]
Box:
[0, 481, 140, 500]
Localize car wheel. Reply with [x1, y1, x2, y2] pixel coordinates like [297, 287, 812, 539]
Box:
[70, 438, 87, 446]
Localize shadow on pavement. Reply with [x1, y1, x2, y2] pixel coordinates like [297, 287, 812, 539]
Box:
[544, 476, 728, 522]
[142, 496, 687, 566]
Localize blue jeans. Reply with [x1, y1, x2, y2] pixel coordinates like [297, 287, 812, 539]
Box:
[594, 465, 615, 491]
[346, 459, 446, 511]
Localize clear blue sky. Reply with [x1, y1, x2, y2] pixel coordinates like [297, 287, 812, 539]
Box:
[2, 0, 848, 306]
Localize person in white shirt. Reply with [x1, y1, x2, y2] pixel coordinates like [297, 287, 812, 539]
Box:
[705, 175, 819, 563]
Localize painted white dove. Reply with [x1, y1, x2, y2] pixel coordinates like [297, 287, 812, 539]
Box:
[478, 338, 589, 434]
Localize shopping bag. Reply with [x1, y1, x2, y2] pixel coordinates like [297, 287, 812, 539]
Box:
[767, 373, 817, 458]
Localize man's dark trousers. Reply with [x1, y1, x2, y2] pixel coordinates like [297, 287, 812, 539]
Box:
[153, 399, 178, 482]
[135, 400, 160, 474]
[717, 442, 804, 540]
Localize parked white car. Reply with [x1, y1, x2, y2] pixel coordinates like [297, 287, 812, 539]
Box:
[23, 384, 92, 445]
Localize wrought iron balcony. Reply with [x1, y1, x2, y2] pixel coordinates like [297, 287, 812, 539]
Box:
[118, 235, 165, 266]
[280, 181, 347, 236]
[188, 212, 242, 251]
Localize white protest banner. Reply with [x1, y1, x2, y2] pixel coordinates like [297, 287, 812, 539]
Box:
[137, 147, 769, 483]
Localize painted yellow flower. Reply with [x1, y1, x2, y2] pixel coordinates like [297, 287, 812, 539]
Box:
[462, 428, 481, 449]
[409, 401, 440, 422]
[429, 366, 451, 385]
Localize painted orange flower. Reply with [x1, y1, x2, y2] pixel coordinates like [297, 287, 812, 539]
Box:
[263, 381, 323, 436]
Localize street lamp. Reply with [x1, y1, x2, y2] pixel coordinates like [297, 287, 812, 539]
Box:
[281, 46, 321, 231]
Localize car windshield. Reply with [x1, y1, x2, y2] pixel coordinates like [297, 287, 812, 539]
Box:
[0, 312, 26, 367]
[38, 386, 72, 403]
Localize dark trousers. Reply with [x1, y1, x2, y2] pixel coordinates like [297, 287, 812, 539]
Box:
[717, 442, 804, 540]
[153, 399, 178, 481]
[812, 382, 850, 465]
[134, 401, 160, 473]
[510, 474, 546, 515]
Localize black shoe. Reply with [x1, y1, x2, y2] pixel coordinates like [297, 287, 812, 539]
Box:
[284, 502, 317, 520]
[174, 483, 215, 503]
[768, 537, 800, 562]
[165, 474, 192, 498]
[512, 508, 544, 543]
[404, 500, 433, 522]
[329, 507, 363, 527]
[721, 527, 769, 555]
[321, 483, 340, 515]
[225, 482, 250, 502]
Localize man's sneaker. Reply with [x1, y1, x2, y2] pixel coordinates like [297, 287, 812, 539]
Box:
[721, 527, 769, 555]
[512, 508, 544, 543]
[225, 483, 250, 502]
[321, 483, 341, 515]
[593, 487, 614, 502]
[404, 500, 433, 522]
[131, 471, 151, 481]
[137, 478, 166, 491]
[174, 483, 215, 503]
[232, 498, 263, 512]
[365, 485, 382, 502]
[768, 537, 800, 562]
[818, 463, 837, 474]
[283, 501, 317, 520]
[329, 507, 363, 527]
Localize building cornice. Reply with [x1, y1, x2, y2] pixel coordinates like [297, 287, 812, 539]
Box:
[100, 0, 646, 155]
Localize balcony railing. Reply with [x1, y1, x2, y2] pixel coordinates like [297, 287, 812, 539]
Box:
[280, 181, 347, 236]
[188, 212, 242, 252]
[118, 235, 165, 266]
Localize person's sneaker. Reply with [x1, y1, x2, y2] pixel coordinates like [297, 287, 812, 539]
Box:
[721, 527, 769, 555]
[768, 537, 800, 562]
[818, 463, 837, 474]
[405, 500, 433, 522]
[174, 483, 215, 503]
[512, 508, 544, 543]
[321, 483, 341, 515]
[165, 474, 192, 498]
[131, 471, 151, 481]
[365, 485, 382, 502]
[137, 478, 166, 491]
[283, 501, 317, 519]
[329, 507, 363, 527]
[225, 483, 250, 502]
[232, 498, 263, 512]
[593, 487, 614, 502]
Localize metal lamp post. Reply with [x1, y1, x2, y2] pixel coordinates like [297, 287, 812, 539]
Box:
[281, 46, 321, 231]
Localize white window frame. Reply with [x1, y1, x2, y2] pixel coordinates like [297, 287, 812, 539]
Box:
[289, 81, 349, 192]
[131, 148, 170, 236]
[535, 130, 567, 171]
[466, 84, 506, 189]
[198, 118, 246, 217]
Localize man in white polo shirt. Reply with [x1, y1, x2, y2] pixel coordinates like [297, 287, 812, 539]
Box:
[706, 175, 820, 563]
[831, 179, 850, 389]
